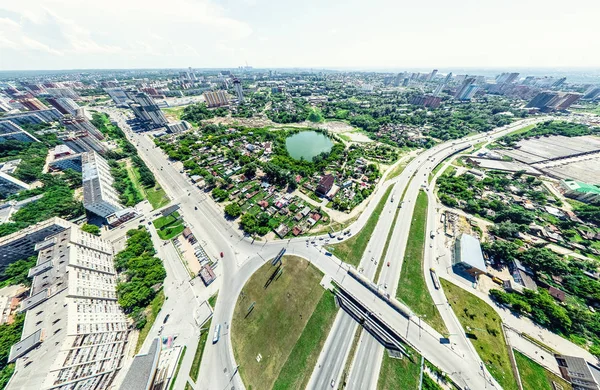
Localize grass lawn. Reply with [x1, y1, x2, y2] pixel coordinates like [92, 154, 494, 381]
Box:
[189, 318, 211, 383]
[153, 212, 185, 240]
[136, 289, 165, 353]
[125, 161, 170, 209]
[168, 346, 187, 390]
[273, 290, 338, 390]
[378, 347, 421, 390]
[514, 350, 572, 390]
[386, 157, 414, 181]
[231, 256, 326, 390]
[208, 292, 218, 308]
[328, 186, 393, 267]
[146, 186, 170, 209]
[441, 279, 519, 390]
[396, 190, 447, 335]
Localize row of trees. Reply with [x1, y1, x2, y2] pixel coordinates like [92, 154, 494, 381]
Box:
[114, 228, 166, 329]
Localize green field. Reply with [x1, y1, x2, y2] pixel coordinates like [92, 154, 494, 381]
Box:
[189, 318, 211, 383]
[396, 190, 447, 335]
[136, 289, 165, 353]
[153, 212, 185, 240]
[514, 350, 572, 390]
[232, 256, 333, 390]
[125, 162, 169, 209]
[328, 186, 393, 267]
[441, 279, 519, 390]
[377, 348, 422, 390]
[273, 290, 337, 389]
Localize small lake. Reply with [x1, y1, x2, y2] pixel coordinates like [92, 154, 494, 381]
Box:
[285, 131, 333, 161]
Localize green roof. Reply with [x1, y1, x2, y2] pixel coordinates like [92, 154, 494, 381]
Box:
[565, 179, 600, 195]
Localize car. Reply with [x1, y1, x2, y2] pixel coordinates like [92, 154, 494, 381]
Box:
[220, 252, 224, 258]
[194, 206, 197, 210]
[331, 380, 335, 388]
[163, 314, 170, 324]
[384, 283, 388, 289]
[337, 236, 343, 240]
[147, 221, 152, 225]
[387, 262, 390, 267]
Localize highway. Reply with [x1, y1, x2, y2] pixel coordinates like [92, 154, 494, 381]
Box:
[100, 105, 548, 390]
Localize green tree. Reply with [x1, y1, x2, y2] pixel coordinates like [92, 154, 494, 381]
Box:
[81, 223, 101, 236]
[224, 203, 242, 218]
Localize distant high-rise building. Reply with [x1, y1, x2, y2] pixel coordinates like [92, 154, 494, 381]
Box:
[45, 87, 79, 100]
[552, 77, 567, 88]
[233, 78, 244, 104]
[203, 90, 230, 108]
[82, 152, 124, 218]
[18, 97, 47, 111]
[433, 83, 445, 97]
[526, 91, 582, 111]
[62, 116, 104, 140]
[455, 77, 477, 100]
[410, 94, 442, 109]
[402, 78, 410, 87]
[2, 108, 63, 126]
[426, 69, 438, 82]
[582, 87, 600, 100]
[554, 93, 582, 110]
[444, 72, 453, 84]
[127, 91, 169, 129]
[104, 87, 130, 105]
[46, 97, 81, 116]
[496, 72, 520, 84]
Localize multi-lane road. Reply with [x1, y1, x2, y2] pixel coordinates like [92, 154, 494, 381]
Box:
[102, 106, 547, 390]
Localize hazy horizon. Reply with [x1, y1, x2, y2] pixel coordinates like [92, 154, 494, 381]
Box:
[2, 0, 600, 72]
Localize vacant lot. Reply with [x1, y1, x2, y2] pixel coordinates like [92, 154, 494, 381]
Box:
[514, 350, 572, 390]
[231, 256, 329, 390]
[441, 279, 519, 390]
[396, 190, 447, 335]
[328, 186, 392, 266]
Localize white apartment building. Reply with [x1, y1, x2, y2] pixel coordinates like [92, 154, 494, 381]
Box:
[82, 152, 124, 218]
[7, 227, 131, 390]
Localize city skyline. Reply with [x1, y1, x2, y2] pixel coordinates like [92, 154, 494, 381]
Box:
[1, 0, 600, 70]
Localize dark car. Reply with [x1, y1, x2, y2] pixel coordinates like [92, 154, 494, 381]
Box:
[163, 314, 170, 324]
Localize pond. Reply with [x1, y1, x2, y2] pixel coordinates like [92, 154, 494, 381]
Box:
[285, 131, 333, 161]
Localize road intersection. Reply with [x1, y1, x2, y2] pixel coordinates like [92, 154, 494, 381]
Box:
[101, 106, 547, 390]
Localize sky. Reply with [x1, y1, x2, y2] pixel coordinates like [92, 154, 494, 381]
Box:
[1, 0, 599, 71]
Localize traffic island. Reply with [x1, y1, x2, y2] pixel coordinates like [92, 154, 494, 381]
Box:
[231, 255, 337, 390]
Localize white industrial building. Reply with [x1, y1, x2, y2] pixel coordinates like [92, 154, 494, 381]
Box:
[7, 227, 131, 390]
[82, 152, 124, 218]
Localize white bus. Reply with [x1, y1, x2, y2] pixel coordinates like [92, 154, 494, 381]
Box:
[212, 324, 221, 344]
